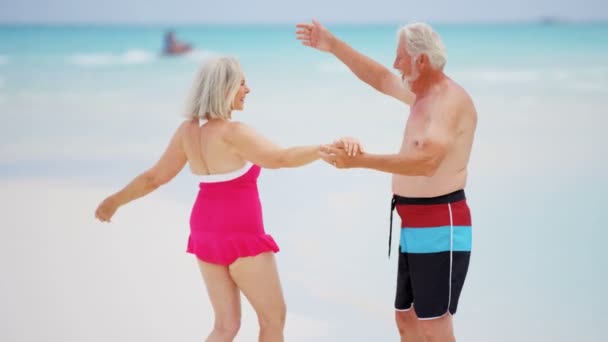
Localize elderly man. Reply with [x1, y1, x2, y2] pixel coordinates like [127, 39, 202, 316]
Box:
[297, 20, 477, 342]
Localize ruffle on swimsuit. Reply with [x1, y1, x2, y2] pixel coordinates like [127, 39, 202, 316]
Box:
[187, 232, 279, 265]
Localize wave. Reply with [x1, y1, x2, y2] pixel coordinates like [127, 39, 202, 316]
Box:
[452, 67, 608, 83]
[0, 140, 161, 162]
[314, 64, 608, 84]
[568, 81, 608, 92]
[183, 49, 218, 62]
[0, 76, 4, 104]
[65, 48, 220, 67]
[316, 61, 349, 73]
[453, 69, 543, 83]
[67, 49, 156, 67]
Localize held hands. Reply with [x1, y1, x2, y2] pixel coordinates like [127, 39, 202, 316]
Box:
[95, 196, 119, 223]
[332, 137, 364, 156]
[296, 19, 334, 52]
[319, 137, 365, 169]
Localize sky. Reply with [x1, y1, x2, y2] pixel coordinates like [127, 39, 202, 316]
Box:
[0, 0, 607, 24]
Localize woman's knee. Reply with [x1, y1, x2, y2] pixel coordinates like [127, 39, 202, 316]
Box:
[258, 303, 287, 330]
[214, 316, 241, 338]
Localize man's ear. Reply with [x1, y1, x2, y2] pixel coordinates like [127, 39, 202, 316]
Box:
[418, 53, 429, 71]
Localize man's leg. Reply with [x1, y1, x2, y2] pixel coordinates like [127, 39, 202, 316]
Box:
[394, 195, 471, 342]
[395, 307, 425, 342]
[419, 314, 455, 342]
[395, 250, 425, 342]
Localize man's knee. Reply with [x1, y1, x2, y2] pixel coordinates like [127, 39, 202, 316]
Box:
[396, 309, 427, 341]
[395, 309, 418, 333]
[419, 314, 454, 341]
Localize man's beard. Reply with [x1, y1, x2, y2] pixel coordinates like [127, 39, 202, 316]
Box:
[402, 59, 420, 91]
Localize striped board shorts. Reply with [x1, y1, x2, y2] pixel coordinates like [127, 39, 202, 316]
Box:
[390, 189, 472, 319]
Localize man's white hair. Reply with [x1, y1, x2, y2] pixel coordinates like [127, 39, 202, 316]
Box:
[184, 56, 243, 120]
[398, 22, 447, 69]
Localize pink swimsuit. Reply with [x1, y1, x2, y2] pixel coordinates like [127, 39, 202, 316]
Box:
[187, 162, 279, 265]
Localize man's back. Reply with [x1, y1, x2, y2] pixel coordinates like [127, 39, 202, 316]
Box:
[392, 78, 477, 197]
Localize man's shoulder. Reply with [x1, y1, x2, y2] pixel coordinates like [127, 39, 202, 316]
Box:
[444, 79, 470, 100]
[428, 80, 476, 127]
[440, 80, 474, 116]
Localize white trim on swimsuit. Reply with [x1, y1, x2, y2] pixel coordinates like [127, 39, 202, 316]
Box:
[199, 162, 253, 183]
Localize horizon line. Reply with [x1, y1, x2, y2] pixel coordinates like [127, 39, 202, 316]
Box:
[1, 17, 607, 27]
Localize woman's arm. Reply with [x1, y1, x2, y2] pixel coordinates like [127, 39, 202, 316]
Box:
[223, 121, 320, 169]
[95, 124, 188, 222]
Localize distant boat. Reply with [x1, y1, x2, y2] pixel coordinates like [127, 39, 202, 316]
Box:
[162, 30, 193, 56]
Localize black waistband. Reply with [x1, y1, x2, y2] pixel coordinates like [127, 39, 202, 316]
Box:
[393, 189, 466, 206]
[388, 189, 466, 259]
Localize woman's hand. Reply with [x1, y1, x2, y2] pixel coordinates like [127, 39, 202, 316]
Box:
[95, 196, 119, 223]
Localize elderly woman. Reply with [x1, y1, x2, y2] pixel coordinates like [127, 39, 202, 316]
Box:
[95, 56, 351, 342]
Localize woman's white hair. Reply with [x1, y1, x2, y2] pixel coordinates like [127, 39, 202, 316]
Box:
[398, 22, 447, 69]
[184, 56, 243, 120]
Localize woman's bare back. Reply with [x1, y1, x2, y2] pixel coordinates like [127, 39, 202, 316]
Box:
[181, 119, 247, 176]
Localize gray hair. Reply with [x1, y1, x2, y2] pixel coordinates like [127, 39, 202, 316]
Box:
[184, 56, 243, 120]
[398, 22, 447, 70]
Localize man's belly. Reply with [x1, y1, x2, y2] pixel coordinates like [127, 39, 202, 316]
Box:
[391, 170, 467, 197]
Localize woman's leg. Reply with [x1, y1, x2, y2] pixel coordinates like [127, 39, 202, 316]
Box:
[229, 252, 286, 342]
[198, 259, 242, 342]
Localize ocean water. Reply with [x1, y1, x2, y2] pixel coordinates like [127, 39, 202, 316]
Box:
[1, 23, 607, 341]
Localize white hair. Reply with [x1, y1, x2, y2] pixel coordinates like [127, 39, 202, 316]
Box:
[184, 56, 243, 120]
[398, 22, 447, 69]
